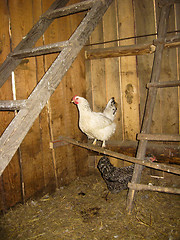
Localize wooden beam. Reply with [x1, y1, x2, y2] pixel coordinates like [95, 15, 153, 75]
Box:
[85, 34, 180, 60]
[128, 183, 180, 194]
[42, 0, 95, 19]
[50, 136, 180, 175]
[0, 0, 114, 176]
[137, 133, 180, 141]
[85, 43, 156, 59]
[11, 41, 69, 59]
[0, 0, 70, 88]
[147, 80, 180, 88]
[0, 100, 27, 110]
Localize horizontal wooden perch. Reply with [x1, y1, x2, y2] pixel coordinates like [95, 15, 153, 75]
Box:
[85, 43, 156, 59]
[50, 136, 180, 175]
[128, 183, 180, 194]
[85, 34, 180, 60]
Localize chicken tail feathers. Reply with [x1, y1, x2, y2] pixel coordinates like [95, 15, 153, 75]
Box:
[103, 97, 117, 121]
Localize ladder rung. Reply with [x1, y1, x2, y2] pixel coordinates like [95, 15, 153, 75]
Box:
[0, 100, 27, 110]
[128, 183, 180, 194]
[42, 0, 95, 20]
[159, 0, 180, 7]
[11, 41, 69, 59]
[137, 133, 180, 141]
[147, 80, 180, 88]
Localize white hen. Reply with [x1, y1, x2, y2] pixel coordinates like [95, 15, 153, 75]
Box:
[72, 96, 117, 147]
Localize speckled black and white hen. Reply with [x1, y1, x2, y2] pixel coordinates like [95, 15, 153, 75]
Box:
[97, 155, 156, 193]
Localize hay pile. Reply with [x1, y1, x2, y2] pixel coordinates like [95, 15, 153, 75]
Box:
[0, 169, 180, 239]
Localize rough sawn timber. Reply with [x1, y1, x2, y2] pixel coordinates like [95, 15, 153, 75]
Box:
[0, 0, 114, 176]
[41, 0, 95, 19]
[11, 41, 69, 59]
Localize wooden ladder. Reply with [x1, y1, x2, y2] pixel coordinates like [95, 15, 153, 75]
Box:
[126, 2, 180, 213]
[0, 0, 113, 176]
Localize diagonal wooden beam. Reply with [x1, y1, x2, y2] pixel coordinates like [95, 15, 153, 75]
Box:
[0, 0, 113, 176]
[0, 0, 70, 88]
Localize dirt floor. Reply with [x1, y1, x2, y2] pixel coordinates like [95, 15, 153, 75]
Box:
[0, 168, 180, 240]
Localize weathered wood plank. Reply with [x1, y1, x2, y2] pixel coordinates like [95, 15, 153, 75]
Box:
[0, 0, 22, 210]
[0, 0, 70, 88]
[8, 0, 46, 200]
[137, 133, 180, 141]
[159, 5, 179, 136]
[128, 183, 180, 194]
[176, 0, 180, 134]
[33, 0, 57, 195]
[11, 41, 69, 59]
[68, 0, 89, 178]
[117, 0, 140, 142]
[0, 0, 114, 176]
[50, 136, 180, 175]
[42, 0, 95, 19]
[103, 0, 123, 167]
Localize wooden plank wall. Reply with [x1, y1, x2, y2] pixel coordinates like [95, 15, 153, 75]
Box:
[0, 0, 179, 210]
[85, 0, 180, 166]
[0, 0, 88, 211]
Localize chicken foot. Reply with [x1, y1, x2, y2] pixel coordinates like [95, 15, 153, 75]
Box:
[93, 139, 106, 148]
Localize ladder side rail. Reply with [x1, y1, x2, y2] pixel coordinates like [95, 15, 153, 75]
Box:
[0, 0, 70, 88]
[126, 4, 172, 213]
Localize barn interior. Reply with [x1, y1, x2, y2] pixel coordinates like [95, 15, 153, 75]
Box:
[0, 0, 180, 239]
